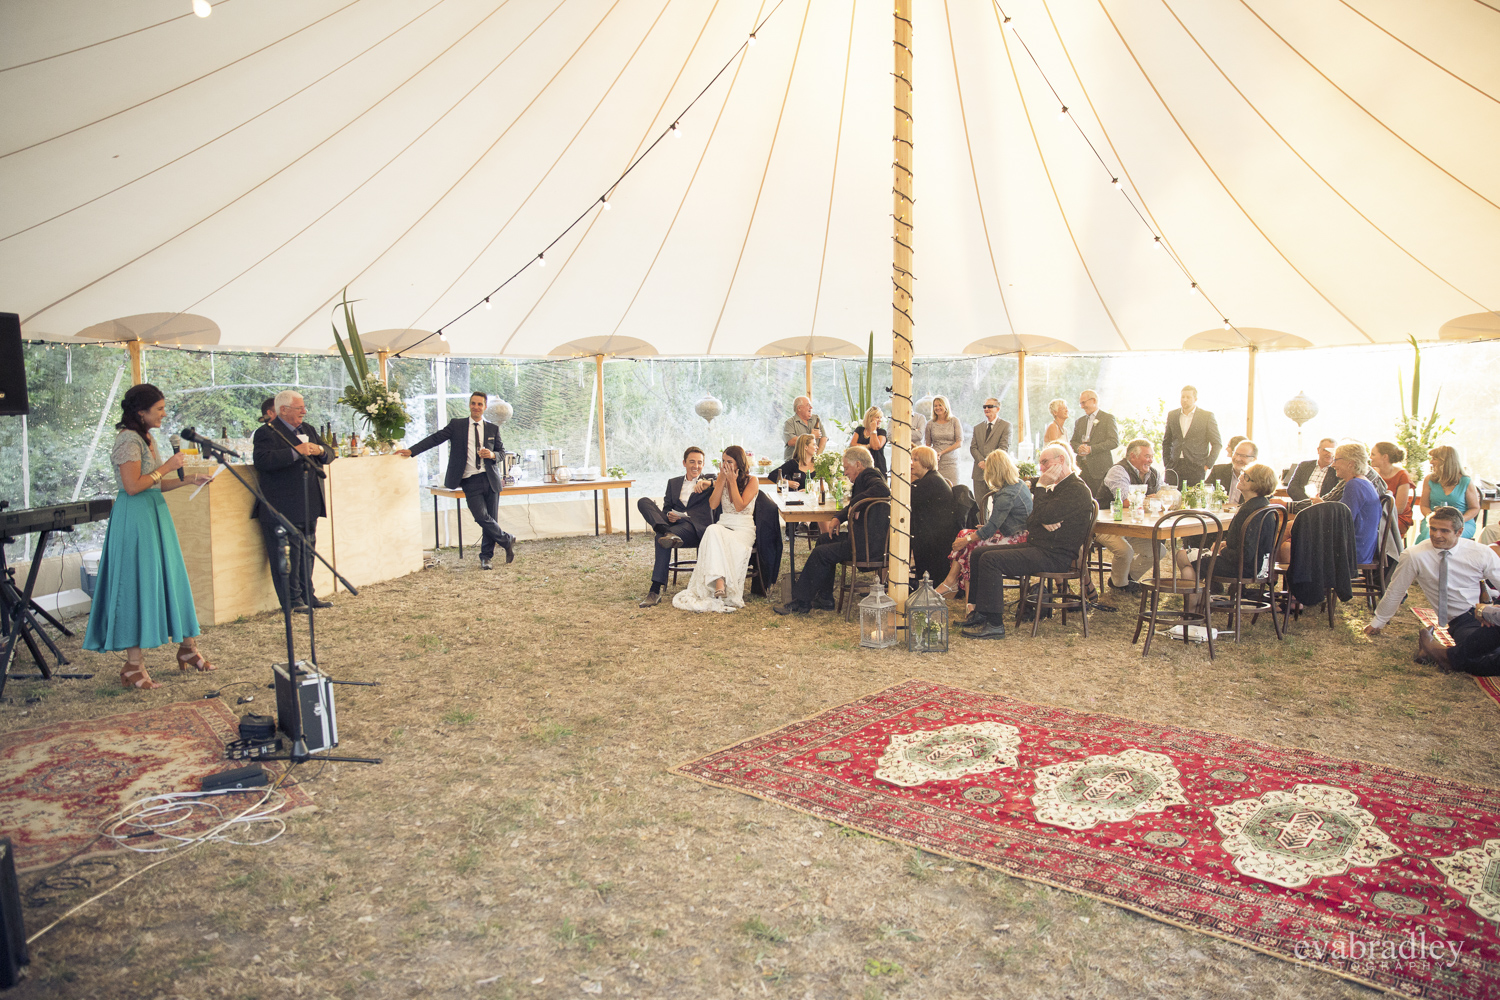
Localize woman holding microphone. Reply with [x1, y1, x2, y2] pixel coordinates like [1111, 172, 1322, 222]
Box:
[84, 384, 215, 689]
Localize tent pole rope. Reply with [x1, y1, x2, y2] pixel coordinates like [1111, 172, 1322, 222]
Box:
[888, 3, 914, 614]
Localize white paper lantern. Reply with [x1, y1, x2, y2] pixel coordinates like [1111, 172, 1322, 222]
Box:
[486, 399, 513, 425]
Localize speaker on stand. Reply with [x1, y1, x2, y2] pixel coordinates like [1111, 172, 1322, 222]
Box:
[0, 314, 28, 418]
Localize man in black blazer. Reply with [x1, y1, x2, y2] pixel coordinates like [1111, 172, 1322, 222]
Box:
[398, 390, 514, 568]
[636, 447, 716, 607]
[1286, 437, 1339, 502]
[775, 447, 890, 615]
[1069, 389, 1118, 496]
[252, 391, 336, 612]
[1161, 385, 1221, 487]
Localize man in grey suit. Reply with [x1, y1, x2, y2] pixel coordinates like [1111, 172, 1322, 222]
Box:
[1069, 389, 1119, 496]
[969, 397, 1011, 504]
[1161, 385, 1221, 487]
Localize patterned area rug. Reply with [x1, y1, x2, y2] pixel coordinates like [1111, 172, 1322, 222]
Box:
[675, 680, 1500, 999]
[0, 701, 312, 872]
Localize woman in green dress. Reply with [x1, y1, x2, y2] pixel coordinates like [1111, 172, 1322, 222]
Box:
[84, 384, 215, 689]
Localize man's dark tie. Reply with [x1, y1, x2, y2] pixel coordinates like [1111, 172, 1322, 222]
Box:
[474, 422, 482, 469]
[1437, 549, 1450, 627]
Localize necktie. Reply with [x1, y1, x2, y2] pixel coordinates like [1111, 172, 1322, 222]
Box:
[1437, 549, 1450, 627]
[474, 422, 482, 468]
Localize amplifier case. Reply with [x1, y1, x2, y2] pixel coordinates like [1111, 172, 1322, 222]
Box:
[272, 661, 338, 753]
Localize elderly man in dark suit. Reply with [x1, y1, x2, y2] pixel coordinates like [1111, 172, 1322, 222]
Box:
[969, 397, 1011, 506]
[1161, 385, 1221, 487]
[1069, 389, 1118, 496]
[252, 390, 336, 612]
[1286, 437, 1339, 502]
[397, 390, 514, 568]
[635, 447, 717, 607]
[774, 447, 889, 615]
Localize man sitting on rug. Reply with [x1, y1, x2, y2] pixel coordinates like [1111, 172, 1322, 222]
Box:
[774, 447, 889, 615]
[1365, 506, 1500, 676]
[960, 443, 1096, 640]
[636, 446, 716, 607]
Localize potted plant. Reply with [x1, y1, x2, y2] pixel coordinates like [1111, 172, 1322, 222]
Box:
[330, 288, 408, 448]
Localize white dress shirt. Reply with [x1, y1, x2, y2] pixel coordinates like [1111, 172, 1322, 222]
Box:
[1083, 413, 1097, 442]
[1307, 464, 1332, 496]
[462, 419, 483, 479]
[1371, 538, 1500, 629]
[1178, 409, 1194, 437]
[679, 475, 699, 507]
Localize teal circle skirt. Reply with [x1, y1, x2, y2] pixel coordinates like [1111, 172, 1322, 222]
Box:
[83, 488, 201, 652]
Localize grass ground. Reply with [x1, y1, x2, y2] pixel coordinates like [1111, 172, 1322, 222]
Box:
[3, 532, 1496, 999]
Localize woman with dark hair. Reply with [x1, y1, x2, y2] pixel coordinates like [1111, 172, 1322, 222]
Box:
[84, 384, 214, 689]
[673, 446, 759, 612]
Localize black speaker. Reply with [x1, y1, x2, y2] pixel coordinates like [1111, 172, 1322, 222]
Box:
[0, 314, 27, 418]
[0, 837, 28, 988]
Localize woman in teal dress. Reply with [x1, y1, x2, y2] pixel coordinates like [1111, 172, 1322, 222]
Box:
[84, 384, 216, 689]
[1415, 444, 1481, 544]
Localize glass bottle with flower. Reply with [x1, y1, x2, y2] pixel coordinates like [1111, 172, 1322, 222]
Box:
[330, 288, 409, 448]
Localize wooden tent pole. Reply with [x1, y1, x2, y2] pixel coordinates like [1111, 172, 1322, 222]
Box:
[377, 349, 390, 383]
[596, 354, 613, 534]
[1015, 351, 1028, 448]
[1246, 345, 1257, 439]
[888, 4, 914, 613]
[127, 340, 144, 385]
[804, 353, 813, 400]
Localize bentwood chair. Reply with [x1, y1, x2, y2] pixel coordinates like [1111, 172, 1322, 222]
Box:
[1132, 509, 1223, 659]
[1272, 500, 1355, 632]
[668, 544, 698, 587]
[836, 497, 892, 620]
[1349, 494, 1397, 611]
[1208, 503, 1286, 643]
[1015, 512, 1099, 638]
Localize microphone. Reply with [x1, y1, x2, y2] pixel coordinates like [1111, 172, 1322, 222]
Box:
[168, 433, 186, 480]
[180, 426, 242, 458]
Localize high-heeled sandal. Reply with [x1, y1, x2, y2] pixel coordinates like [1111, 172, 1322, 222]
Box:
[936, 583, 958, 599]
[121, 659, 160, 690]
[177, 647, 216, 672]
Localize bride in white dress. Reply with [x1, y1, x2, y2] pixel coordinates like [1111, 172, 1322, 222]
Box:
[673, 446, 758, 613]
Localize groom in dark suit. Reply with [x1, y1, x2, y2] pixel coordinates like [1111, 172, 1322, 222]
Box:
[636, 447, 716, 607]
[398, 390, 514, 568]
[1161, 385, 1221, 487]
[252, 390, 336, 612]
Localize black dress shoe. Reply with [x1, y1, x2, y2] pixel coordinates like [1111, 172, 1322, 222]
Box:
[639, 591, 662, 608]
[290, 603, 309, 614]
[960, 620, 1008, 640]
[479, 558, 493, 570]
[1109, 580, 1141, 595]
[956, 610, 988, 628]
[811, 595, 836, 611]
[773, 601, 811, 616]
[502, 537, 515, 563]
[656, 534, 682, 550]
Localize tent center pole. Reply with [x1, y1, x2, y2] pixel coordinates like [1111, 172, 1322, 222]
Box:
[887, 3, 915, 613]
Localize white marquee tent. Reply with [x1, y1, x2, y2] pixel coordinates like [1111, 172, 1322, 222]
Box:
[3, 0, 1498, 358]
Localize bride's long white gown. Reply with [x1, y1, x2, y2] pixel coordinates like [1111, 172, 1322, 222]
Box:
[672, 506, 756, 613]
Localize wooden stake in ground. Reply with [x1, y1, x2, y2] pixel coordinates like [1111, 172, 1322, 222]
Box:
[127, 339, 144, 385]
[596, 354, 613, 534]
[888, 6, 915, 612]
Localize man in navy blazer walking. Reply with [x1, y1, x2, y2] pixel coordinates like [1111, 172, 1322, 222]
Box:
[398, 390, 515, 568]
[636, 447, 716, 607]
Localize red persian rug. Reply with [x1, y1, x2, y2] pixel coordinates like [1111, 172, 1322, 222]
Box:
[0, 700, 312, 872]
[675, 679, 1500, 999]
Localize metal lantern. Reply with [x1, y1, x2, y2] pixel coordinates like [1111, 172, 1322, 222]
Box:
[485, 399, 513, 425]
[905, 572, 949, 653]
[694, 394, 723, 424]
[858, 581, 899, 649]
[1282, 391, 1318, 427]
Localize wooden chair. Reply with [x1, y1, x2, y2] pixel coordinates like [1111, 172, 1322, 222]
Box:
[668, 544, 697, 587]
[835, 497, 892, 620]
[1015, 514, 1098, 638]
[1132, 510, 1223, 659]
[1350, 493, 1396, 611]
[1208, 503, 1286, 643]
[1272, 501, 1354, 632]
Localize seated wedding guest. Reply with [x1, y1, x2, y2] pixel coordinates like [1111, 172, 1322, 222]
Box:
[1416, 444, 1480, 543]
[910, 446, 960, 585]
[959, 444, 1095, 640]
[1209, 439, 1259, 503]
[84, 384, 215, 689]
[924, 396, 963, 485]
[849, 406, 889, 477]
[1370, 441, 1414, 534]
[1366, 506, 1500, 676]
[636, 447, 715, 607]
[1171, 463, 1281, 603]
[1282, 442, 1381, 566]
[1208, 436, 1246, 491]
[935, 448, 1031, 612]
[1097, 439, 1166, 595]
[1043, 398, 1069, 445]
[1287, 438, 1338, 501]
[673, 446, 758, 613]
[771, 434, 817, 490]
[774, 447, 889, 615]
[783, 396, 827, 461]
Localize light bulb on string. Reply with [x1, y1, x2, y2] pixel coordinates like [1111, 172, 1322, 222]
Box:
[748, 32, 757, 45]
[1222, 319, 1231, 330]
[438, 330, 447, 342]
[192, 0, 211, 17]
[537, 253, 547, 267]
[601, 196, 611, 211]
[484, 297, 492, 310]
[671, 121, 681, 137]
[1057, 106, 1068, 120]
[1188, 282, 1199, 295]
[1111, 177, 1121, 189]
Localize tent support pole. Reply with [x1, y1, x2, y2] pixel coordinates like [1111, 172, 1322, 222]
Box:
[1246, 345, 1257, 439]
[887, 4, 914, 614]
[127, 340, 144, 386]
[377, 349, 390, 383]
[596, 354, 613, 534]
[1016, 351, 1028, 447]
[804, 354, 812, 401]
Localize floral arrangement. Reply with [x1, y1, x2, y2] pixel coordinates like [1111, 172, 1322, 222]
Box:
[811, 450, 851, 504]
[1017, 461, 1038, 481]
[606, 465, 626, 479]
[330, 288, 408, 444]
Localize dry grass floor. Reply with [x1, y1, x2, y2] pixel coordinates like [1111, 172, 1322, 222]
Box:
[4, 532, 1499, 1000]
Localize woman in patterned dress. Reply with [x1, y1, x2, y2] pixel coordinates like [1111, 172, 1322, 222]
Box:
[936, 449, 1032, 611]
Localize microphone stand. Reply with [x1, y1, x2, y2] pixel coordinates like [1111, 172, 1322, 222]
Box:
[191, 434, 379, 767]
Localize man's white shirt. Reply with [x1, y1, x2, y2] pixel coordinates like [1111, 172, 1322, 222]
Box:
[1371, 537, 1500, 629]
[462, 419, 484, 478]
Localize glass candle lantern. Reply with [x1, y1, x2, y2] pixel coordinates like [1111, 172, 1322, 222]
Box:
[905, 572, 948, 653]
[858, 581, 898, 649]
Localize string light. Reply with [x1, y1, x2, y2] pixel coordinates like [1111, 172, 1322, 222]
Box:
[671, 121, 681, 137]
[1222, 319, 1231, 330]
[484, 297, 491, 310]
[748, 32, 757, 45]
[537, 253, 546, 267]
[1057, 105, 1068, 120]
[192, 0, 211, 17]
[601, 196, 611, 211]
[1111, 177, 1121, 189]
[438, 330, 447, 341]
[1188, 282, 1200, 295]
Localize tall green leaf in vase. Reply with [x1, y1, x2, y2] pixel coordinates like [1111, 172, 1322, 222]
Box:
[331, 288, 409, 446]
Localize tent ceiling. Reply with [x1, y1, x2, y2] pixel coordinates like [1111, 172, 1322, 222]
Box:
[3, 0, 1498, 356]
